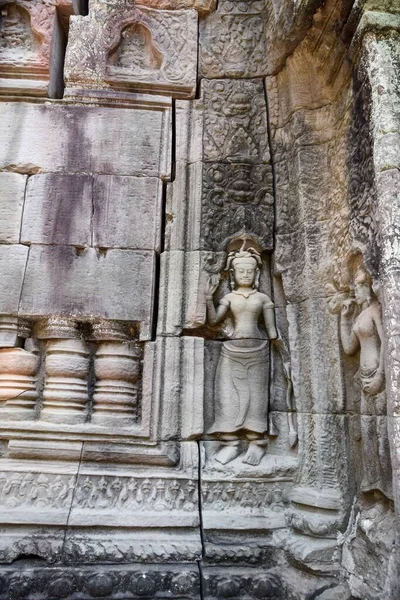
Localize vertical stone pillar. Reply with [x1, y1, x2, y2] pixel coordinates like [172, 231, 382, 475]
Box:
[359, 20, 400, 597]
[0, 316, 39, 420]
[90, 322, 141, 427]
[38, 318, 90, 424]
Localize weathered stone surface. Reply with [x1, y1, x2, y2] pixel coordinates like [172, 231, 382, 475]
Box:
[0, 244, 29, 315]
[0, 563, 201, 598]
[0, 1, 399, 598]
[0, 101, 169, 178]
[137, 0, 216, 14]
[0, 172, 26, 243]
[202, 79, 270, 164]
[0, 0, 73, 98]
[93, 175, 163, 250]
[200, 0, 268, 78]
[19, 246, 156, 338]
[21, 174, 92, 246]
[65, 3, 198, 98]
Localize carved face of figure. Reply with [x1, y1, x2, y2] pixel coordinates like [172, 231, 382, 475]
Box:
[233, 259, 257, 287]
[354, 270, 372, 306]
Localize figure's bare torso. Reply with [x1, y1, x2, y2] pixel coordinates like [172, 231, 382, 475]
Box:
[353, 303, 381, 372]
[222, 291, 272, 339]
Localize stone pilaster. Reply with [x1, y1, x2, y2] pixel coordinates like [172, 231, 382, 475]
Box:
[37, 318, 89, 424]
[90, 322, 141, 426]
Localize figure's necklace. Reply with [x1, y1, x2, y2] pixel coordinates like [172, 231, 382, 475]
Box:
[233, 289, 257, 299]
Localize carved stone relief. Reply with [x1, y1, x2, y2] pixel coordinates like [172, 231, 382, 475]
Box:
[200, 0, 268, 78]
[201, 163, 274, 251]
[64, 3, 198, 98]
[204, 241, 278, 466]
[0, 3, 39, 61]
[0, 0, 81, 97]
[328, 253, 393, 500]
[0, 0, 399, 598]
[200, 79, 274, 252]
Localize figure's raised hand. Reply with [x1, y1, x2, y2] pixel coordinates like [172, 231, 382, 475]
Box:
[205, 274, 220, 299]
[341, 298, 357, 317]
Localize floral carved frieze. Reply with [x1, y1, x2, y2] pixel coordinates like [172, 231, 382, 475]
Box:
[0, 472, 75, 510]
[73, 476, 198, 512]
[64, 3, 198, 98]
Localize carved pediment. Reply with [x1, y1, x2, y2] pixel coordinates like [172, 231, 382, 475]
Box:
[64, 5, 198, 98]
[108, 22, 163, 78]
[0, 3, 41, 66]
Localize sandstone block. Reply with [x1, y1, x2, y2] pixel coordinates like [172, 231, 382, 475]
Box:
[202, 79, 270, 164]
[200, 0, 268, 78]
[65, 5, 198, 98]
[21, 174, 92, 246]
[0, 1, 67, 98]
[0, 244, 29, 315]
[93, 175, 162, 250]
[0, 102, 167, 178]
[286, 299, 345, 414]
[19, 246, 156, 339]
[0, 172, 26, 243]
[174, 100, 203, 164]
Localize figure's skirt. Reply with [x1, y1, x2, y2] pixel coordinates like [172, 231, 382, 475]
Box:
[208, 340, 269, 436]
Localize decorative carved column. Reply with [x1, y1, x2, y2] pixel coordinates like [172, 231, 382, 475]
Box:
[90, 322, 141, 426]
[0, 316, 39, 420]
[38, 318, 89, 424]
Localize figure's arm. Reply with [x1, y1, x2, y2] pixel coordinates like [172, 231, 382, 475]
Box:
[206, 296, 229, 326]
[363, 306, 386, 396]
[204, 274, 229, 325]
[373, 307, 385, 377]
[340, 300, 360, 355]
[263, 300, 278, 340]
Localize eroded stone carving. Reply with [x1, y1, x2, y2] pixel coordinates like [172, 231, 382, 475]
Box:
[200, 0, 268, 78]
[203, 79, 270, 164]
[0, 0, 80, 97]
[64, 3, 198, 98]
[331, 255, 392, 499]
[205, 241, 277, 466]
[201, 163, 274, 251]
[0, 3, 39, 61]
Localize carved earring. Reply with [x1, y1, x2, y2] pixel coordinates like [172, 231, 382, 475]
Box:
[254, 269, 260, 290]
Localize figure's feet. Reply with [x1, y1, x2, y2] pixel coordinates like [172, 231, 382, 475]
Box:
[215, 443, 240, 465]
[242, 442, 265, 466]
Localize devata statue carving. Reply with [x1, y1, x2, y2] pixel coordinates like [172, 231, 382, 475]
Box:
[338, 260, 392, 499]
[205, 242, 277, 466]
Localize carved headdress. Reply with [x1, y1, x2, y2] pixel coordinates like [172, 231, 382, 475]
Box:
[225, 240, 262, 290]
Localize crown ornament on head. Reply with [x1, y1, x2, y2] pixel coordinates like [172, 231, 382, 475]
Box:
[225, 240, 262, 291]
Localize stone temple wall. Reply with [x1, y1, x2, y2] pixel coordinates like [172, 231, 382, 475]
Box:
[0, 0, 399, 598]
